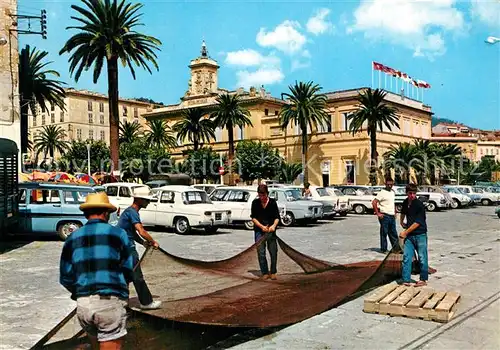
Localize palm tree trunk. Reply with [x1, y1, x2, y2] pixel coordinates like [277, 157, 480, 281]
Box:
[301, 127, 308, 184]
[369, 128, 377, 185]
[194, 138, 199, 152]
[227, 121, 235, 185]
[107, 57, 120, 173]
[20, 102, 29, 155]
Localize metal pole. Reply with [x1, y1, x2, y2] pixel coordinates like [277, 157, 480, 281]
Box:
[219, 153, 224, 185]
[87, 144, 91, 176]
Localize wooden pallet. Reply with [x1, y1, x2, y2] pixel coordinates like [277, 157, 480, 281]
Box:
[363, 284, 460, 323]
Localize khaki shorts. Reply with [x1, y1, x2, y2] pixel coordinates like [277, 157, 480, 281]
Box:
[76, 295, 128, 342]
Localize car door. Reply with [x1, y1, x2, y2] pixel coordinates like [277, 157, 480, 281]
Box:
[117, 186, 133, 210]
[140, 191, 159, 226]
[105, 185, 119, 208]
[155, 190, 175, 227]
[225, 190, 247, 221]
[27, 189, 62, 233]
[17, 188, 28, 232]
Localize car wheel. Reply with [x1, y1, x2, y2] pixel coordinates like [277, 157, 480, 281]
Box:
[481, 199, 492, 206]
[244, 220, 254, 230]
[340, 212, 348, 217]
[451, 199, 460, 209]
[174, 217, 190, 235]
[204, 227, 219, 234]
[353, 204, 366, 214]
[395, 204, 403, 213]
[427, 202, 437, 212]
[281, 212, 295, 227]
[57, 222, 81, 241]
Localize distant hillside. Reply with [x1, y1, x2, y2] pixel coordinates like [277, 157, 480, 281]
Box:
[432, 117, 459, 127]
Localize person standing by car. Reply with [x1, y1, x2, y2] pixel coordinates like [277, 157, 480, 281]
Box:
[302, 182, 312, 199]
[118, 187, 162, 310]
[60, 192, 134, 349]
[399, 183, 429, 287]
[251, 184, 280, 280]
[372, 177, 399, 253]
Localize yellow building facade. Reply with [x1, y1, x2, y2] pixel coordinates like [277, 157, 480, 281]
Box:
[28, 88, 158, 159]
[145, 42, 434, 186]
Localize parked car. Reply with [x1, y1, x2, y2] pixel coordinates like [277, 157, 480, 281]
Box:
[324, 187, 351, 216]
[441, 187, 471, 208]
[140, 185, 231, 234]
[285, 186, 336, 218]
[17, 182, 118, 240]
[268, 188, 323, 226]
[102, 182, 151, 212]
[209, 186, 275, 230]
[415, 190, 449, 212]
[418, 186, 453, 208]
[334, 186, 375, 214]
[453, 185, 500, 206]
[444, 186, 481, 206]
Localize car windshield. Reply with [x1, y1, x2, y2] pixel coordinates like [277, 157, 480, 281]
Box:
[356, 188, 373, 195]
[284, 189, 302, 201]
[326, 188, 343, 196]
[63, 189, 94, 204]
[457, 188, 469, 194]
[445, 188, 460, 194]
[182, 191, 211, 204]
[316, 188, 330, 197]
[488, 187, 500, 193]
[473, 188, 484, 193]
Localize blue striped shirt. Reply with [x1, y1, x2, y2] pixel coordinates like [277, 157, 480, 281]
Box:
[59, 219, 134, 300]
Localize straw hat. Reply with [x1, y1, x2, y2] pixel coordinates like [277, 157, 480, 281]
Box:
[132, 187, 154, 201]
[79, 192, 117, 212]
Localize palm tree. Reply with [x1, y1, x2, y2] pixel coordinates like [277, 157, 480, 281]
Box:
[383, 143, 419, 184]
[279, 162, 303, 184]
[433, 143, 462, 184]
[19, 45, 66, 154]
[33, 125, 68, 164]
[211, 94, 253, 185]
[413, 141, 462, 184]
[173, 108, 215, 151]
[60, 0, 162, 171]
[279, 81, 329, 185]
[347, 88, 399, 185]
[119, 120, 142, 144]
[145, 119, 177, 149]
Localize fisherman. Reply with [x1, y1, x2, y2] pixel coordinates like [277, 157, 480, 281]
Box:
[60, 192, 134, 349]
[399, 183, 429, 287]
[118, 187, 162, 310]
[250, 184, 280, 280]
[372, 177, 399, 253]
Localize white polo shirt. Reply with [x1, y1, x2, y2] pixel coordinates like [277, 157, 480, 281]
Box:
[375, 188, 395, 215]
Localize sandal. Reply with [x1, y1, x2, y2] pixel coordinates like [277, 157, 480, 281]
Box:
[415, 281, 427, 287]
[403, 282, 413, 286]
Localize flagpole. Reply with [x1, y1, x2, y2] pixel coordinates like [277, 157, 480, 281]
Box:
[390, 76, 393, 92]
[422, 89, 424, 103]
[384, 73, 387, 91]
[371, 63, 374, 89]
[379, 71, 381, 89]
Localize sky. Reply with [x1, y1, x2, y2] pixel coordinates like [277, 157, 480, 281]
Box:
[18, 0, 500, 130]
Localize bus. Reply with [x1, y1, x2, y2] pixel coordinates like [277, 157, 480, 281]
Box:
[0, 138, 19, 235]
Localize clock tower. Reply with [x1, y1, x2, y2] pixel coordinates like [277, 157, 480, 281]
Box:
[184, 41, 219, 99]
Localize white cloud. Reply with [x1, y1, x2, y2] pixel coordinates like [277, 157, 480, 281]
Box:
[235, 68, 285, 88]
[256, 20, 307, 54]
[225, 49, 280, 67]
[349, 0, 465, 58]
[471, 0, 500, 27]
[306, 8, 333, 35]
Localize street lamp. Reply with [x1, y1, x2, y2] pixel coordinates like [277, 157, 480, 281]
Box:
[86, 143, 91, 176]
[485, 36, 500, 44]
[0, 36, 7, 46]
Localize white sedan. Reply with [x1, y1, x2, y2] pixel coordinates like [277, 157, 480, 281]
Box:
[140, 185, 231, 234]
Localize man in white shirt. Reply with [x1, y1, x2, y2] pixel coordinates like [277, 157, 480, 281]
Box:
[372, 177, 399, 253]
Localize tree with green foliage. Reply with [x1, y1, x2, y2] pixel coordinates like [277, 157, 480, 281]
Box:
[33, 125, 69, 165]
[211, 94, 253, 185]
[119, 120, 142, 144]
[61, 140, 111, 173]
[173, 108, 215, 151]
[279, 162, 302, 184]
[279, 81, 329, 185]
[347, 88, 399, 185]
[60, 0, 162, 171]
[235, 140, 283, 183]
[383, 143, 419, 184]
[182, 147, 222, 183]
[145, 119, 177, 150]
[19, 45, 66, 154]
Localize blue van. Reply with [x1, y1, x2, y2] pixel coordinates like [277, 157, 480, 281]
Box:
[17, 182, 118, 240]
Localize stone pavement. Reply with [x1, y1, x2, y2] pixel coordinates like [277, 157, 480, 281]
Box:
[0, 206, 498, 349]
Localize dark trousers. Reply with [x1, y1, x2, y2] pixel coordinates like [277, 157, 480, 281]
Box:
[402, 234, 429, 282]
[255, 230, 278, 275]
[379, 214, 399, 252]
[131, 248, 153, 306]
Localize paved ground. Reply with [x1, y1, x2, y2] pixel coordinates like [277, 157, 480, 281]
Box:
[0, 205, 498, 349]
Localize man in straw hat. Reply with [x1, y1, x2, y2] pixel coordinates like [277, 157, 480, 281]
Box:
[60, 192, 134, 349]
[118, 186, 162, 310]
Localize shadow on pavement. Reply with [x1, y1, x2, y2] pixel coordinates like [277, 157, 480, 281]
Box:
[0, 234, 60, 254]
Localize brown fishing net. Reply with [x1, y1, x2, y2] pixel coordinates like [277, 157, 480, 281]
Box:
[34, 234, 432, 348]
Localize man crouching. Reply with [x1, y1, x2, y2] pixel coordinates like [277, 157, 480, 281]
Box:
[60, 192, 134, 349]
